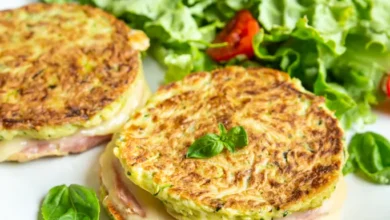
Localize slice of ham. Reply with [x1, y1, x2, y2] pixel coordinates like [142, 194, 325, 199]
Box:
[113, 161, 146, 218]
[100, 142, 174, 220]
[7, 133, 111, 162]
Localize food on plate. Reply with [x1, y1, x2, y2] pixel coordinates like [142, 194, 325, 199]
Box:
[387, 77, 390, 97]
[0, 3, 150, 162]
[100, 138, 174, 220]
[382, 75, 390, 98]
[50, 0, 390, 132]
[186, 123, 248, 159]
[101, 66, 346, 219]
[343, 131, 390, 184]
[206, 10, 260, 62]
[40, 184, 100, 220]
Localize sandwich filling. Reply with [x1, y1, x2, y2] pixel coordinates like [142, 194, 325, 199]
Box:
[0, 72, 150, 162]
[100, 141, 174, 220]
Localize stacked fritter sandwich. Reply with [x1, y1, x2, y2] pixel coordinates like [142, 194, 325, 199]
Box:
[0, 3, 150, 162]
[101, 67, 346, 220]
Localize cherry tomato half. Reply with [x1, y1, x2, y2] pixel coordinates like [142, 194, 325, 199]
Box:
[386, 76, 390, 97]
[206, 10, 260, 62]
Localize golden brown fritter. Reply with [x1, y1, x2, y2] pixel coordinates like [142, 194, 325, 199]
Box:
[0, 3, 148, 131]
[115, 67, 345, 219]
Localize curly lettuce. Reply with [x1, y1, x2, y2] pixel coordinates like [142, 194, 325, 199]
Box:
[251, 0, 389, 129]
[252, 0, 389, 129]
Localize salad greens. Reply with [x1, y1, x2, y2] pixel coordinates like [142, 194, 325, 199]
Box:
[40, 184, 100, 220]
[43, 0, 390, 130]
[186, 123, 248, 159]
[252, 0, 388, 130]
[344, 132, 390, 184]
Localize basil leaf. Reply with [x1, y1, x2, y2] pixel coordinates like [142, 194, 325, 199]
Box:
[186, 134, 224, 158]
[225, 126, 248, 149]
[221, 140, 236, 153]
[40, 185, 70, 220]
[344, 132, 390, 184]
[342, 154, 357, 175]
[40, 184, 100, 220]
[218, 123, 227, 136]
[343, 133, 363, 175]
[68, 185, 100, 219]
[187, 124, 249, 159]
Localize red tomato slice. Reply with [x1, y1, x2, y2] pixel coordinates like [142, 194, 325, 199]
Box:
[207, 10, 260, 62]
[387, 76, 390, 97]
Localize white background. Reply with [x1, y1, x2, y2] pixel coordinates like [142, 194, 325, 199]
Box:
[1, 1, 390, 219]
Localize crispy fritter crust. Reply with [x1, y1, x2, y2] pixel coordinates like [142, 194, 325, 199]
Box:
[0, 3, 144, 130]
[117, 67, 344, 219]
[100, 185, 122, 220]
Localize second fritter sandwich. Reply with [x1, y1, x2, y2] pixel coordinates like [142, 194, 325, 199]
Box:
[101, 66, 346, 220]
[0, 3, 150, 162]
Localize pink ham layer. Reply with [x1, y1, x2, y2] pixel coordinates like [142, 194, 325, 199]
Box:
[7, 134, 111, 162]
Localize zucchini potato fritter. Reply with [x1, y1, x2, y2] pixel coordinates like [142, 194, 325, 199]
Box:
[113, 67, 345, 219]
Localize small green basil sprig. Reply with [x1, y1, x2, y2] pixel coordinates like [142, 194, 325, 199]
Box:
[343, 132, 390, 184]
[40, 184, 100, 220]
[186, 123, 248, 159]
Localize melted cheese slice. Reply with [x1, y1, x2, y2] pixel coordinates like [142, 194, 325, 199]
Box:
[80, 73, 151, 136]
[320, 177, 346, 220]
[101, 140, 346, 220]
[0, 72, 150, 162]
[100, 141, 174, 220]
[0, 139, 29, 162]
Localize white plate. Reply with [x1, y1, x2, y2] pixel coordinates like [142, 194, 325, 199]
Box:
[1, 1, 390, 219]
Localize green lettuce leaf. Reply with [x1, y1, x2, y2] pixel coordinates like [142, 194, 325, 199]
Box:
[144, 4, 203, 43]
[252, 16, 358, 128]
[344, 132, 390, 184]
[252, 0, 389, 129]
[149, 43, 216, 82]
[330, 33, 388, 128]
